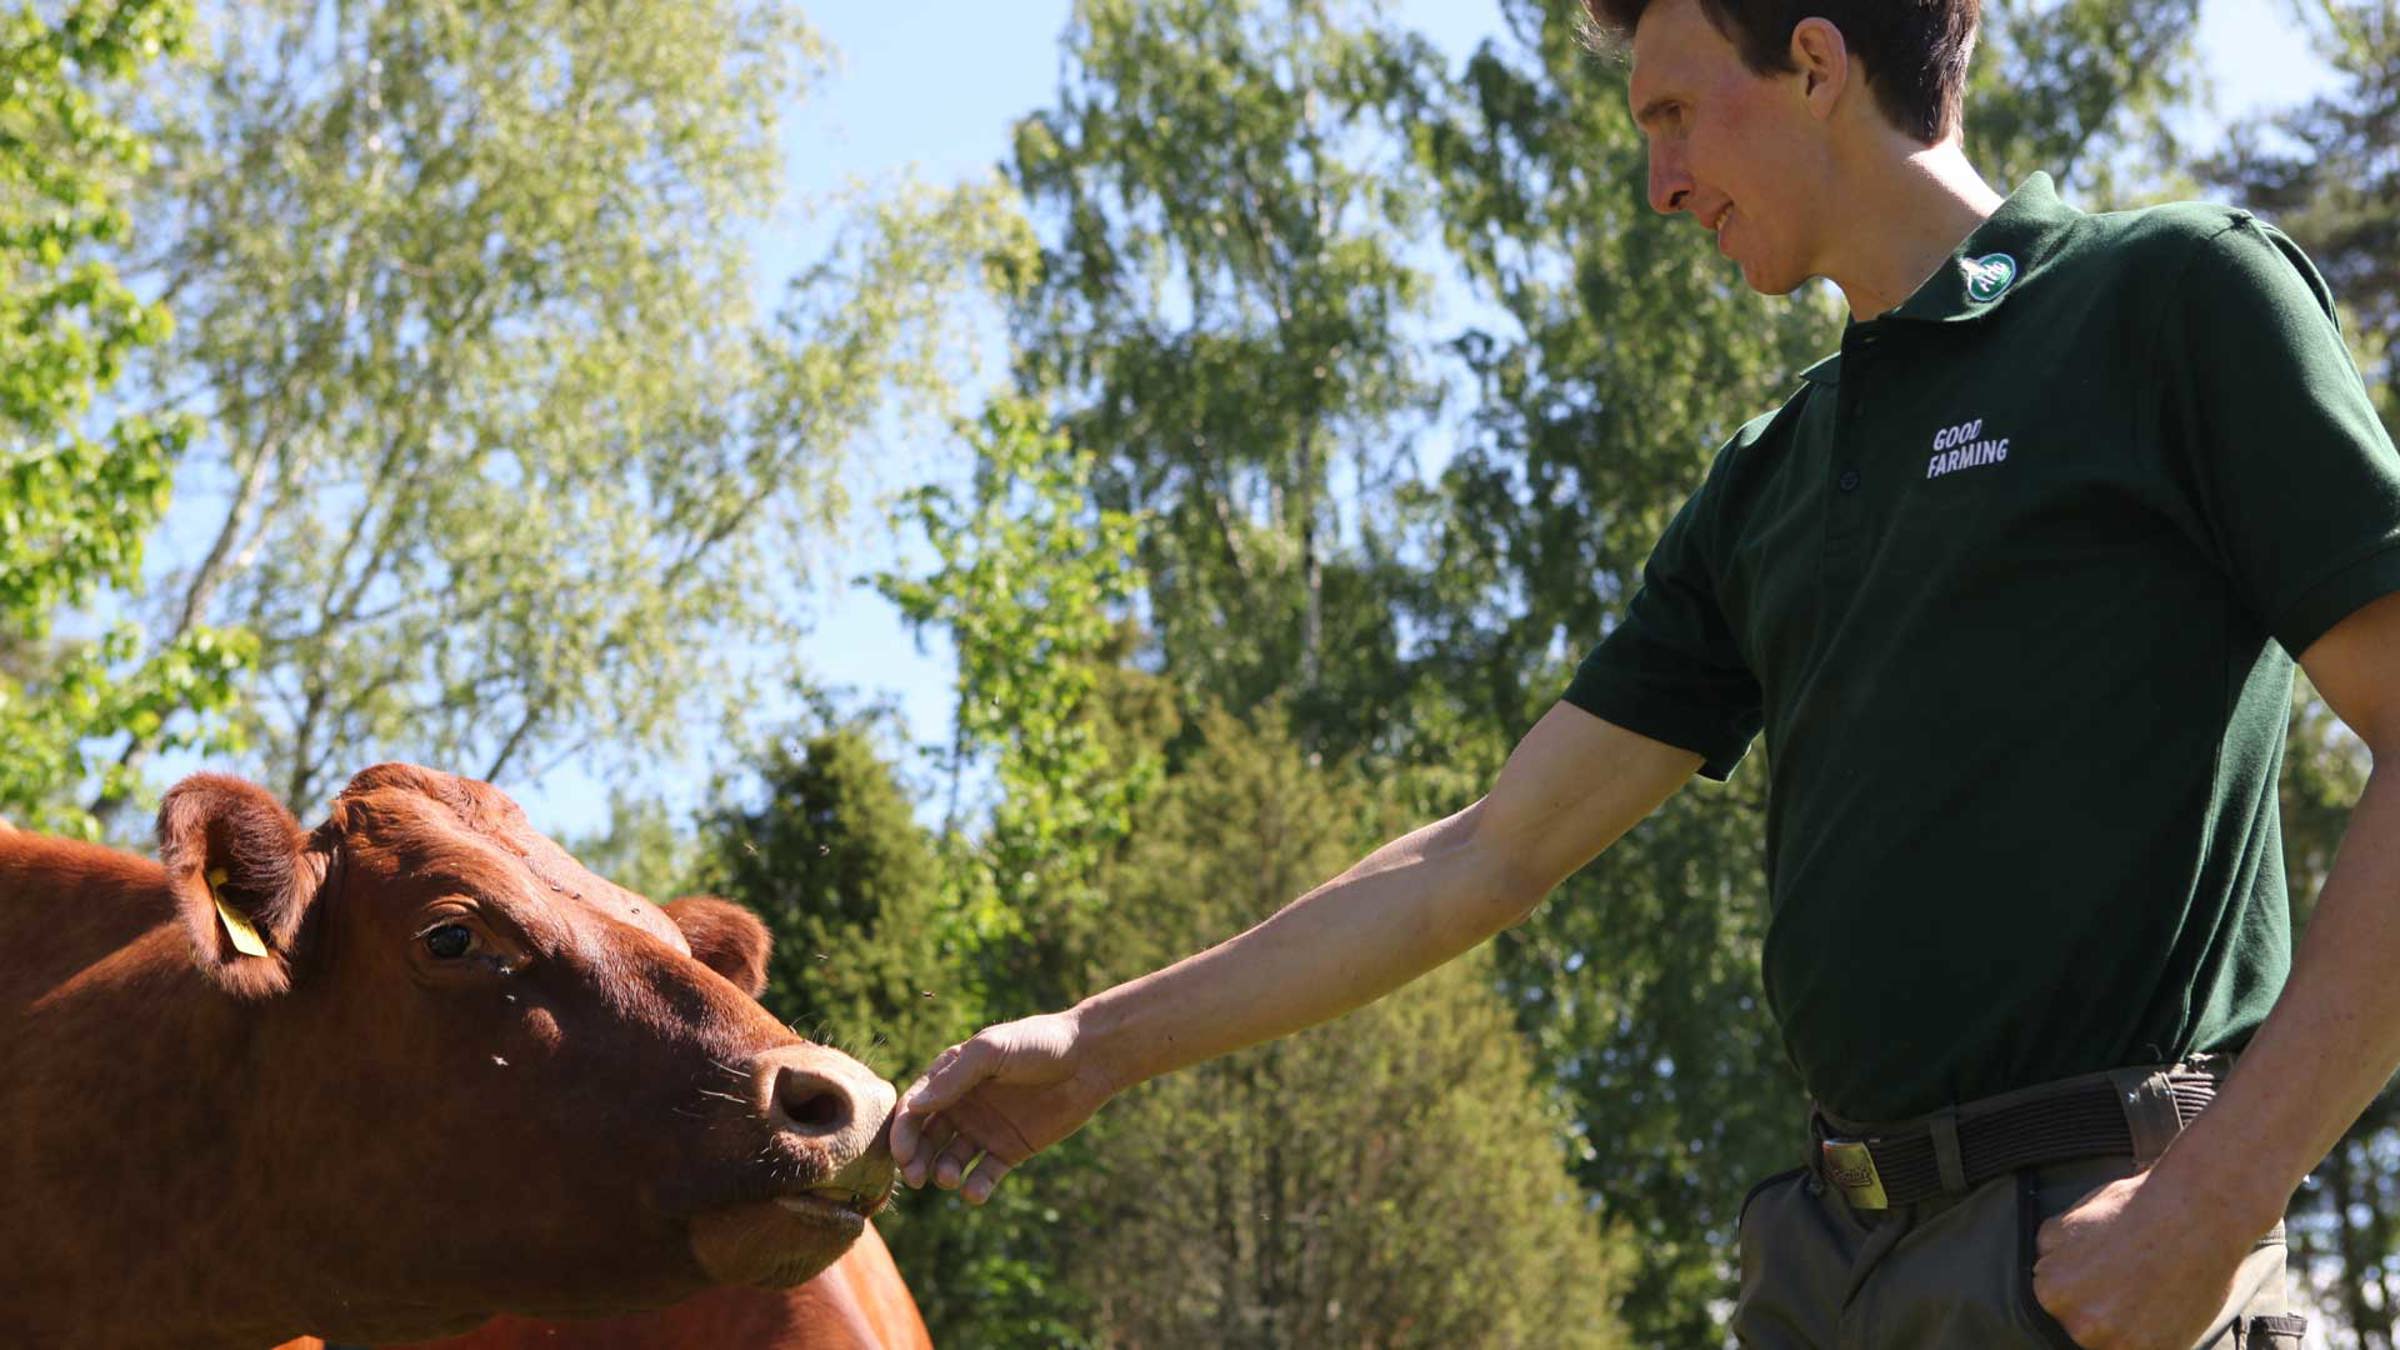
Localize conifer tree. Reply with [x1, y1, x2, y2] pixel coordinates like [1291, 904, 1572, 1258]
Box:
[1059, 708, 1631, 1349]
[703, 722, 963, 1078]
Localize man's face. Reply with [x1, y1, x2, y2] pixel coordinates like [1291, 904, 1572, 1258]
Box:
[1627, 0, 1828, 295]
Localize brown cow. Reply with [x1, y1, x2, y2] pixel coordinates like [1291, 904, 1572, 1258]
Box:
[1, 764, 896, 1349]
[272, 1220, 933, 1349]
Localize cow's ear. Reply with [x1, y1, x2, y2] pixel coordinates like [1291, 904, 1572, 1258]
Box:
[158, 774, 325, 999]
[664, 896, 772, 998]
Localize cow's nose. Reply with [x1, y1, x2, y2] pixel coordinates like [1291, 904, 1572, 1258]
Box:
[774, 1067, 853, 1136]
[758, 1047, 897, 1162]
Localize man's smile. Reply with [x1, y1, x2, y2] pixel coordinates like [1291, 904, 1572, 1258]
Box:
[1705, 203, 1734, 253]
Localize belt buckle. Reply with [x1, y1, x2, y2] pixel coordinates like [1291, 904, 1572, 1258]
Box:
[1820, 1138, 1890, 1210]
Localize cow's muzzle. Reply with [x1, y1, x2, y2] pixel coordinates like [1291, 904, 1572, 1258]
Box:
[757, 1046, 898, 1209]
[685, 1045, 899, 1287]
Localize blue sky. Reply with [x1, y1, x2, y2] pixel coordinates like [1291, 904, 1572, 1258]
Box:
[508, 0, 2334, 835]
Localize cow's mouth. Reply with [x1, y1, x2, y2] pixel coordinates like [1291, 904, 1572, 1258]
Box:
[688, 1192, 868, 1289]
[774, 1184, 886, 1231]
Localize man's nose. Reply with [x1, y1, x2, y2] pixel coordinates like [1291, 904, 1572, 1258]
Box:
[1647, 149, 1691, 217]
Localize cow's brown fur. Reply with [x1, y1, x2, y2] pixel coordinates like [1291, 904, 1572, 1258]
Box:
[300, 1219, 934, 1350]
[1, 765, 892, 1349]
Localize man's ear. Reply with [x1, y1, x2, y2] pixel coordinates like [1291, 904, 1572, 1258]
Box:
[1790, 17, 1851, 121]
[664, 896, 772, 999]
[158, 773, 326, 1000]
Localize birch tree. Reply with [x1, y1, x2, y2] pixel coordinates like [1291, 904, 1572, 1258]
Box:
[103, 0, 1031, 818]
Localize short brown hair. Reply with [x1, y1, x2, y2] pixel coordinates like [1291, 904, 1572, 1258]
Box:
[1583, 0, 1980, 145]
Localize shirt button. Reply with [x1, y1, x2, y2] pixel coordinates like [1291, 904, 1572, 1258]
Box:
[1837, 468, 1862, 493]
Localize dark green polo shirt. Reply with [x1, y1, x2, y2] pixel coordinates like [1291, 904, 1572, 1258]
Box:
[1566, 174, 2400, 1122]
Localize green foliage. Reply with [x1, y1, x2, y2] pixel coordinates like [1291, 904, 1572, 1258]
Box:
[886, 1181, 1102, 1350]
[1062, 708, 1629, 1348]
[107, 0, 1034, 815]
[0, 0, 248, 836]
[858, 392, 1634, 1342]
[1407, 2, 1826, 1334]
[1010, 0, 1448, 758]
[878, 398, 1155, 1005]
[1965, 0, 2202, 192]
[869, 399, 1154, 1349]
[559, 791, 706, 908]
[703, 721, 962, 1077]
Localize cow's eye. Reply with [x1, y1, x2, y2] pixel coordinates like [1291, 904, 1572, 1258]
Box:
[423, 924, 475, 960]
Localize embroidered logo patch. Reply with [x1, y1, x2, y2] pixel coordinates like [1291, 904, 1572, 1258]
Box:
[1963, 253, 2018, 304]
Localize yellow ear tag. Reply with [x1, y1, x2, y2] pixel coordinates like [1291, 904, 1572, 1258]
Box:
[206, 867, 271, 958]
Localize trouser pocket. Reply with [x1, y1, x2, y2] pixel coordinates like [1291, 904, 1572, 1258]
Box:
[2014, 1164, 2294, 1350]
[2014, 1171, 2085, 1350]
[2006, 1167, 2102, 1345]
[1731, 1166, 1850, 1349]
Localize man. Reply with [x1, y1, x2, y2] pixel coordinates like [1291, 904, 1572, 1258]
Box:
[891, 1, 2400, 1345]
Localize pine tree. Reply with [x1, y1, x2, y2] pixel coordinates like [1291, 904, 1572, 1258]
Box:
[702, 721, 963, 1079]
[1060, 708, 1631, 1348]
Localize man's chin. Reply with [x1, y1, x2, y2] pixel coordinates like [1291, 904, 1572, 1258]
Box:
[1733, 257, 1810, 298]
[688, 1199, 865, 1289]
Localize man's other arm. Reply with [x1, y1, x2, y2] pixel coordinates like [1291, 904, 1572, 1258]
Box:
[888, 703, 1703, 1202]
[2034, 588, 2400, 1349]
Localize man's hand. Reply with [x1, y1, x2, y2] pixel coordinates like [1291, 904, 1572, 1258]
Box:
[2031, 1168, 2260, 1350]
[890, 1010, 1118, 1205]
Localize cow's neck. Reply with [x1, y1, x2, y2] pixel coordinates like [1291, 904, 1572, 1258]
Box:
[1, 841, 320, 1345]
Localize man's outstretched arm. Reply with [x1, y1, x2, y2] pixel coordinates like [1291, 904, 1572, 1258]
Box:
[888, 703, 1703, 1203]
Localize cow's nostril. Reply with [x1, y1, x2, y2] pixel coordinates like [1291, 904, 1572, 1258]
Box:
[775, 1068, 853, 1136]
[788, 1089, 845, 1132]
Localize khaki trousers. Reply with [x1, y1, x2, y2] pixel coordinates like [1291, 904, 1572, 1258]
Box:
[1731, 1154, 2304, 1349]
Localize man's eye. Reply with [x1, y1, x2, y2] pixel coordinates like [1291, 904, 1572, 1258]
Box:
[424, 924, 475, 960]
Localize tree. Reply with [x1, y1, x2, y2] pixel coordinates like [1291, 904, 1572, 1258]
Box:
[1964, 0, 2202, 192]
[870, 398, 1154, 1348]
[0, 0, 249, 837]
[703, 719, 960, 1079]
[1008, 0, 1449, 760]
[558, 791, 705, 910]
[879, 398, 1157, 1012]
[101, 0, 1032, 819]
[1060, 707, 1631, 1348]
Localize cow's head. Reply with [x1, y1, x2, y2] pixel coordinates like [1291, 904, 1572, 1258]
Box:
[154, 765, 893, 1339]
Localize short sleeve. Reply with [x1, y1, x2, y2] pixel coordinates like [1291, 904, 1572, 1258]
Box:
[1562, 448, 1763, 781]
[2161, 217, 2400, 656]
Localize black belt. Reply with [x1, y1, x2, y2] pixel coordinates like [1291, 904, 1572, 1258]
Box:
[1810, 1061, 2227, 1211]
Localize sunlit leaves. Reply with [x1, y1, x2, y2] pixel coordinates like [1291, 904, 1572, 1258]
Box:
[0, 0, 248, 836]
[1012, 0, 1446, 753]
[878, 398, 1154, 961]
[117, 1, 1029, 811]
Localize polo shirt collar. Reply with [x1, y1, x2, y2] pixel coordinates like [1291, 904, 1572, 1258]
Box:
[1800, 172, 2077, 387]
[1879, 172, 2079, 325]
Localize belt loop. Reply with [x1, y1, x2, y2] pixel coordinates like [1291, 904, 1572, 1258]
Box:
[1929, 1107, 1967, 1194]
[2112, 1066, 2182, 1164]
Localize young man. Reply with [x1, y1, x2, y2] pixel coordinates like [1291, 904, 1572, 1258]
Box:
[891, 2, 2400, 1345]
